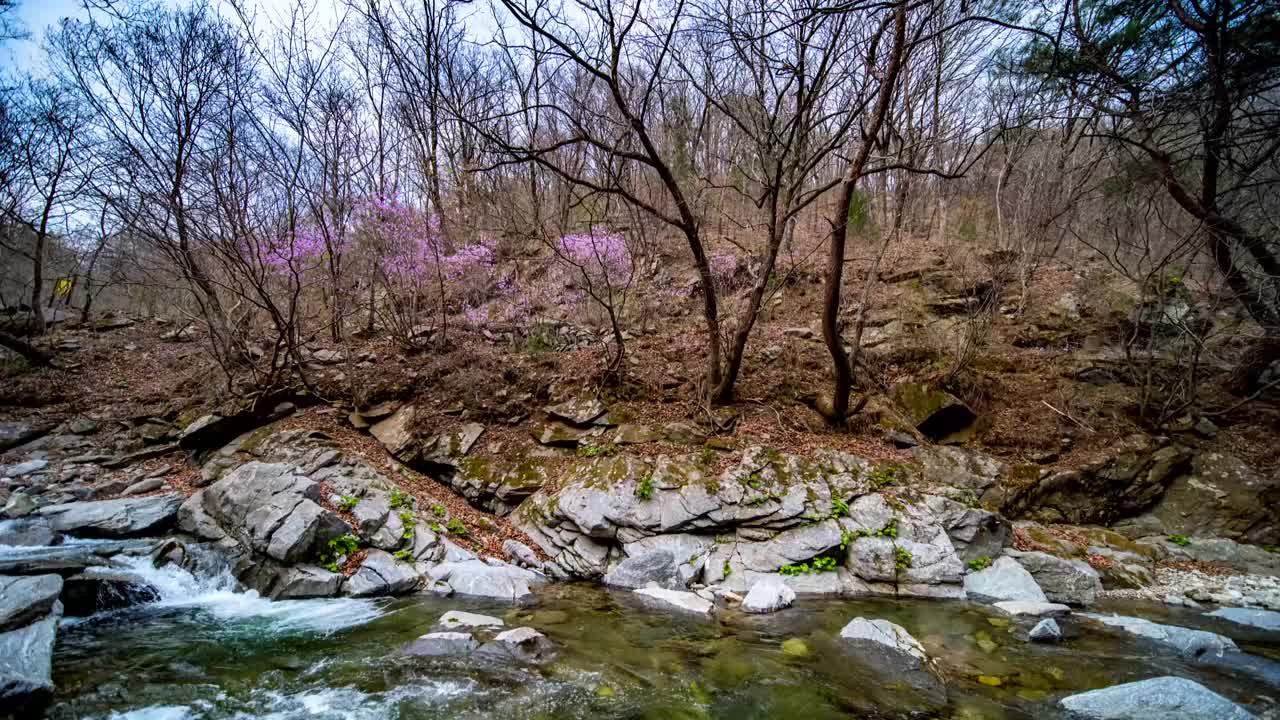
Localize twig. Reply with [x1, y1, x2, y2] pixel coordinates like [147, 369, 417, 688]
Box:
[1041, 399, 1095, 433]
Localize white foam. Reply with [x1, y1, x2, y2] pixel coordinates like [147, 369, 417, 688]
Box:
[102, 554, 385, 636]
[101, 707, 194, 720]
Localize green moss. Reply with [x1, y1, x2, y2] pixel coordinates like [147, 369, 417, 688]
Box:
[238, 426, 276, 454]
[868, 462, 903, 489]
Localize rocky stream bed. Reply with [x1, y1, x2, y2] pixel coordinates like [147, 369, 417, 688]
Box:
[3, 408, 1280, 719]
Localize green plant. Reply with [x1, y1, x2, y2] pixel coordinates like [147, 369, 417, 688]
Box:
[868, 463, 902, 489]
[337, 495, 358, 512]
[393, 549, 414, 563]
[699, 448, 717, 465]
[779, 563, 811, 576]
[812, 556, 838, 573]
[745, 495, 769, 506]
[895, 547, 914, 571]
[1265, 545, 1280, 554]
[389, 489, 413, 509]
[722, 559, 732, 577]
[635, 472, 655, 500]
[430, 522, 444, 533]
[321, 532, 361, 572]
[877, 518, 899, 539]
[577, 442, 619, 458]
[746, 472, 763, 490]
[446, 518, 468, 537]
[431, 504, 446, 518]
[840, 529, 869, 550]
[1168, 534, 1191, 546]
[967, 556, 993, 571]
[830, 498, 850, 519]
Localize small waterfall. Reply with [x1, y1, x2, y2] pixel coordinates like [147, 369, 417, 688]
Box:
[101, 552, 387, 636]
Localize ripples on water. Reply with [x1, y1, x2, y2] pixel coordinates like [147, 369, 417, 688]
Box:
[41, 551, 1280, 720]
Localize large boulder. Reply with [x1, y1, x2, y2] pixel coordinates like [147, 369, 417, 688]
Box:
[0, 575, 62, 631]
[193, 462, 345, 563]
[741, 577, 796, 614]
[0, 422, 48, 452]
[36, 494, 182, 539]
[963, 556, 1047, 603]
[1004, 442, 1191, 525]
[1059, 676, 1255, 720]
[1008, 550, 1102, 606]
[428, 560, 543, 601]
[838, 617, 939, 690]
[60, 571, 160, 616]
[479, 626, 556, 664]
[912, 446, 1007, 502]
[0, 605, 60, 715]
[1138, 452, 1280, 545]
[891, 383, 977, 444]
[343, 550, 420, 597]
[602, 549, 682, 590]
[369, 405, 483, 471]
[270, 565, 344, 599]
[921, 495, 1009, 561]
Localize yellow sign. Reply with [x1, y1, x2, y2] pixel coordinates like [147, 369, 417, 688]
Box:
[54, 278, 72, 298]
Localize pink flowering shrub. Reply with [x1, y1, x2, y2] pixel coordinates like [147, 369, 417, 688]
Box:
[709, 251, 741, 292]
[557, 229, 633, 292]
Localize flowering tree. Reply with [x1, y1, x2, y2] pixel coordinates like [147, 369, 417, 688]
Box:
[553, 227, 635, 376]
[353, 194, 447, 346]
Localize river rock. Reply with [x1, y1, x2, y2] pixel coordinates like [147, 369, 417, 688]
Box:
[545, 397, 607, 426]
[1059, 676, 1255, 719]
[921, 495, 1009, 561]
[269, 565, 343, 599]
[1085, 614, 1237, 657]
[1029, 618, 1062, 642]
[964, 556, 1047, 603]
[1, 492, 36, 518]
[438, 610, 504, 630]
[479, 626, 556, 664]
[428, 559, 543, 601]
[60, 570, 159, 615]
[0, 608, 60, 715]
[403, 631, 479, 657]
[603, 549, 682, 590]
[741, 577, 796, 613]
[343, 549, 419, 597]
[838, 617, 932, 673]
[1009, 550, 1102, 605]
[994, 601, 1071, 617]
[633, 587, 714, 615]
[1207, 607, 1280, 632]
[0, 575, 62, 631]
[0, 517, 58, 546]
[36, 494, 182, 538]
[502, 539, 542, 569]
[0, 422, 47, 452]
[3, 458, 47, 478]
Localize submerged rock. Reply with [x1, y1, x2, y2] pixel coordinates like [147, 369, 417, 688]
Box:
[632, 587, 714, 616]
[1029, 618, 1062, 642]
[438, 610, 504, 631]
[403, 631, 479, 657]
[993, 601, 1070, 617]
[963, 556, 1047, 603]
[1085, 614, 1237, 658]
[36, 494, 183, 539]
[1059, 676, 1255, 719]
[479, 627, 556, 664]
[838, 617, 936, 680]
[1207, 607, 1280, 632]
[60, 570, 159, 616]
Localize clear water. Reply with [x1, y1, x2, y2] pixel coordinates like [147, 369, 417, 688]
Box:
[45, 557, 1280, 720]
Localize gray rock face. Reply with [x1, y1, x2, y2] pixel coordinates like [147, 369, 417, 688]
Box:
[0, 422, 47, 452]
[633, 587, 714, 615]
[0, 607, 60, 715]
[343, 550, 419, 597]
[922, 495, 1009, 562]
[963, 556, 1048, 603]
[603, 549, 682, 590]
[428, 560, 543, 601]
[0, 517, 58, 546]
[0, 575, 62, 631]
[1009, 550, 1102, 605]
[741, 578, 796, 613]
[3, 459, 48, 477]
[36, 494, 182, 539]
[403, 631, 480, 657]
[1029, 618, 1062, 642]
[269, 565, 343, 599]
[1059, 676, 1255, 719]
[1085, 614, 1237, 657]
[0, 539, 152, 575]
[197, 462, 339, 563]
[1207, 607, 1280, 632]
[838, 617, 933, 674]
[502, 539, 542, 569]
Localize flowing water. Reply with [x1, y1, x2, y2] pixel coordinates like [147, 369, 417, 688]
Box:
[41, 553, 1280, 720]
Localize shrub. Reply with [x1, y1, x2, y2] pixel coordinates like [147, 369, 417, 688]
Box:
[337, 495, 358, 512]
[389, 489, 413, 509]
[446, 518, 468, 536]
[1168, 534, 1191, 546]
[431, 504, 447, 518]
[895, 547, 914, 571]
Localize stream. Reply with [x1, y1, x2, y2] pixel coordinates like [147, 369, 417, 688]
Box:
[42, 553, 1280, 720]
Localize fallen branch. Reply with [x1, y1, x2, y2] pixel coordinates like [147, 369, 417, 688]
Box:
[0, 330, 56, 368]
[1040, 399, 1095, 433]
